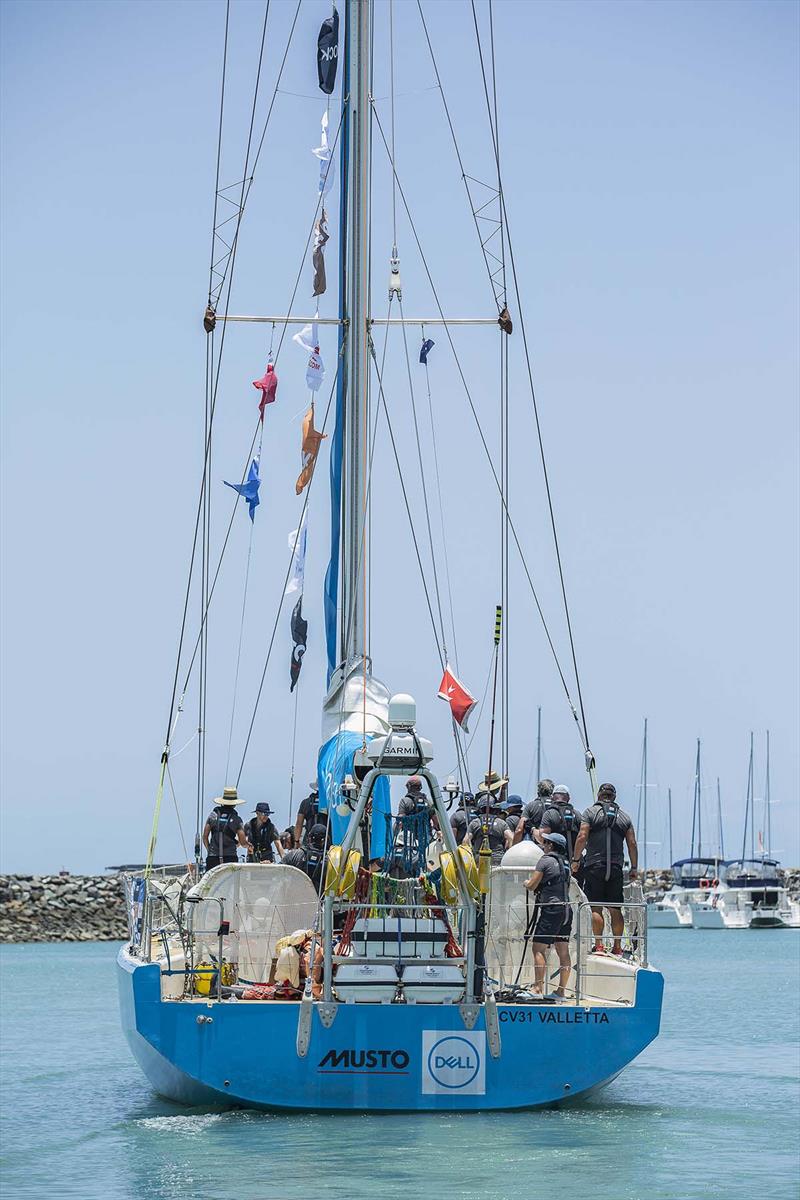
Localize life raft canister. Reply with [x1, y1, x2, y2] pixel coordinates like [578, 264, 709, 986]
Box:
[323, 846, 362, 898]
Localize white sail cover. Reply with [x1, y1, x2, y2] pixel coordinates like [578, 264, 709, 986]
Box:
[187, 864, 319, 985]
[320, 658, 391, 744]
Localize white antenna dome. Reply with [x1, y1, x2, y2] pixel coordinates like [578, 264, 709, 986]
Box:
[388, 693, 416, 729]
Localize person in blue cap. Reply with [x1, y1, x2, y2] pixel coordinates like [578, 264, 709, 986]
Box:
[503, 795, 523, 834]
[523, 832, 573, 998]
[245, 803, 284, 863]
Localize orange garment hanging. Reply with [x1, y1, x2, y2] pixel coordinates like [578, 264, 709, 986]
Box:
[295, 406, 327, 495]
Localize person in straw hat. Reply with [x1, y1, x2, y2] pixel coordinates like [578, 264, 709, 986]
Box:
[202, 786, 249, 870]
[463, 771, 512, 864]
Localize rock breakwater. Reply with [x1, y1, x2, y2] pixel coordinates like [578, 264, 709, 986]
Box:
[0, 874, 127, 943]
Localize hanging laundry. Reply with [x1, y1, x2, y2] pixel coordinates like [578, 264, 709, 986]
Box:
[252, 362, 278, 422]
[317, 7, 339, 96]
[289, 596, 308, 692]
[437, 665, 477, 732]
[419, 337, 435, 365]
[293, 321, 325, 392]
[295, 407, 328, 495]
[312, 210, 329, 297]
[285, 509, 308, 596]
[312, 111, 336, 198]
[224, 457, 260, 522]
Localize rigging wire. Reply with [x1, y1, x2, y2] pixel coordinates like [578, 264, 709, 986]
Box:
[419, 0, 593, 760]
[207, 0, 230, 305]
[369, 103, 590, 756]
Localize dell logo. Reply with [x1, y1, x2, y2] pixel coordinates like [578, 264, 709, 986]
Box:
[427, 1036, 481, 1089]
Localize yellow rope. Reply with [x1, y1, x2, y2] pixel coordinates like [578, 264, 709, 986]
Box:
[144, 754, 168, 879]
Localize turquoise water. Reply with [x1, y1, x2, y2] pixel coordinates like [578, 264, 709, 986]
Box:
[1, 932, 799, 1200]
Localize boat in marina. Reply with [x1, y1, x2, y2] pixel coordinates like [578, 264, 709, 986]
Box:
[117, 0, 663, 1111]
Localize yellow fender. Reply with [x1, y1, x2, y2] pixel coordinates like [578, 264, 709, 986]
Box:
[439, 851, 460, 906]
[194, 961, 215, 995]
[457, 845, 481, 899]
[324, 846, 362, 898]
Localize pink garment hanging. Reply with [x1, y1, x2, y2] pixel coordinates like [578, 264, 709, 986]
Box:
[253, 363, 278, 421]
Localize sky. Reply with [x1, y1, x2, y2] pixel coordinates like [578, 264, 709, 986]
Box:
[1, 0, 798, 875]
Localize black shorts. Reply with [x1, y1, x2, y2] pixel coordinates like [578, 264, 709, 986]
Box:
[205, 855, 237, 871]
[532, 904, 573, 947]
[582, 863, 624, 905]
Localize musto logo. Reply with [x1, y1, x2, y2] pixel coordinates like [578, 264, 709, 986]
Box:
[421, 1031, 486, 1095]
[318, 1048, 410, 1074]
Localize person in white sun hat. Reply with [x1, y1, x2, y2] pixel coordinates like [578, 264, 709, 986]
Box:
[202, 786, 249, 870]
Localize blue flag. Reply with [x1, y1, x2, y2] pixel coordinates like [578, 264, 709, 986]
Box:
[224, 457, 260, 522]
[419, 337, 435, 364]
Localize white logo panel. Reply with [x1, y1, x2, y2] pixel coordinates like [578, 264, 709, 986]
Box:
[421, 1030, 486, 1096]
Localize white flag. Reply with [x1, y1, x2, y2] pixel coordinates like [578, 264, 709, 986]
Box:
[312, 110, 336, 197]
[285, 509, 308, 596]
[293, 321, 325, 392]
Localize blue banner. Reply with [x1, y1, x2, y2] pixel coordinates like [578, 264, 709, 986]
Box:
[317, 731, 390, 861]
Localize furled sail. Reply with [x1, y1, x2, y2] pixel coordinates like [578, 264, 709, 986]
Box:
[317, 660, 392, 859]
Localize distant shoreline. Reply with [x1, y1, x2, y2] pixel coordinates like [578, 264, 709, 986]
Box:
[1, 867, 798, 943]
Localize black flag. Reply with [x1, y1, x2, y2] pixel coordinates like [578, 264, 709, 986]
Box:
[317, 8, 339, 95]
[290, 596, 308, 692]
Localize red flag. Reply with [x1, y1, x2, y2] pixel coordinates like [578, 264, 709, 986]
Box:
[437, 665, 477, 732]
[253, 363, 278, 422]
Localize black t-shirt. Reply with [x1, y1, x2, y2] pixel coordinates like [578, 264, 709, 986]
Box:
[522, 798, 545, 836]
[540, 802, 582, 855]
[246, 817, 279, 861]
[582, 803, 632, 868]
[450, 808, 469, 842]
[467, 816, 509, 863]
[536, 851, 570, 904]
[206, 806, 243, 859]
[505, 813, 521, 833]
[282, 848, 307, 870]
[297, 792, 320, 831]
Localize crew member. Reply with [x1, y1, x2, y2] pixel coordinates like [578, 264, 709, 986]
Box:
[538, 784, 582, 862]
[523, 831, 572, 997]
[504, 795, 523, 834]
[245, 803, 284, 863]
[464, 796, 512, 864]
[294, 780, 324, 848]
[449, 791, 474, 846]
[394, 777, 438, 876]
[281, 828, 297, 852]
[202, 787, 248, 870]
[571, 783, 638, 955]
[512, 778, 554, 845]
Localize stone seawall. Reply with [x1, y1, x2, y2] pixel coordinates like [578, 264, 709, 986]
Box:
[0, 866, 797, 943]
[0, 874, 128, 943]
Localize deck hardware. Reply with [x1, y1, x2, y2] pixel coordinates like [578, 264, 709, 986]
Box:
[459, 1003, 480, 1030]
[316, 1002, 338, 1028]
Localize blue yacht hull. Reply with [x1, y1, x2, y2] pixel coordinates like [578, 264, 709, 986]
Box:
[117, 948, 663, 1111]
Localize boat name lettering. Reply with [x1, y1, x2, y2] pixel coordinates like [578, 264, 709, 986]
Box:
[498, 1009, 610, 1025]
[318, 1048, 410, 1071]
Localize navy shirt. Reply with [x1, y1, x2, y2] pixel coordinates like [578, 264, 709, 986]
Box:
[582, 803, 632, 868]
[206, 806, 243, 859]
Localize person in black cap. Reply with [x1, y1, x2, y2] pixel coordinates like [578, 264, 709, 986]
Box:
[523, 831, 572, 997]
[294, 780, 325, 848]
[245, 803, 284, 863]
[571, 783, 637, 955]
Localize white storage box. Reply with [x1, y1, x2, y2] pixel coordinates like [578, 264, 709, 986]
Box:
[334, 963, 398, 1003]
[350, 917, 449, 959]
[401, 964, 465, 1004]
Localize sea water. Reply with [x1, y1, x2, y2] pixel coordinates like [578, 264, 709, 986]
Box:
[1, 931, 798, 1200]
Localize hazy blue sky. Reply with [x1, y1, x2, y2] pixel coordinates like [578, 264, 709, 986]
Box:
[1, 0, 798, 874]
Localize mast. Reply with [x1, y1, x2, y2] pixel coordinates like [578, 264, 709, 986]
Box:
[716, 776, 725, 861]
[339, 0, 371, 667]
[643, 717, 648, 874]
[690, 738, 701, 859]
[764, 730, 771, 859]
[667, 786, 673, 865]
[740, 731, 754, 863]
[536, 706, 542, 783]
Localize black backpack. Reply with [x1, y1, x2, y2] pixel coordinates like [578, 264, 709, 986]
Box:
[600, 799, 620, 881]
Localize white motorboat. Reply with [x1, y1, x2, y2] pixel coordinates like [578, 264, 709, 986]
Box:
[691, 859, 796, 929]
[647, 857, 722, 928]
